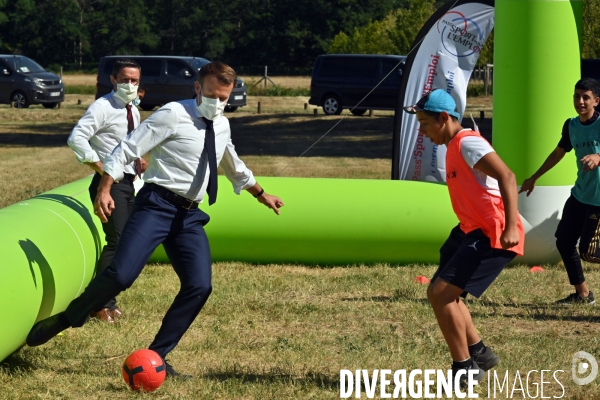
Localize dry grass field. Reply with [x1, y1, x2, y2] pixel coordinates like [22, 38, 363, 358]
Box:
[2, 93, 599, 399]
[60, 74, 98, 86]
[60, 74, 312, 89]
[241, 76, 311, 89]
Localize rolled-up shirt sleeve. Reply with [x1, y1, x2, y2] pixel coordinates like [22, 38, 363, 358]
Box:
[220, 138, 256, 194]
[66, 102, 104, 163]
[104, 107, 178, 181]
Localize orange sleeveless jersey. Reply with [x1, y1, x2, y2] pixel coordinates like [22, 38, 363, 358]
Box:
[446, 130, 525, 256]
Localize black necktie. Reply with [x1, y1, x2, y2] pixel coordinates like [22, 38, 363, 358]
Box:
[202, 117, 218, 205]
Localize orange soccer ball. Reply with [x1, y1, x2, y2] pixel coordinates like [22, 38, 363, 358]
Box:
[122, 349, 166, 392]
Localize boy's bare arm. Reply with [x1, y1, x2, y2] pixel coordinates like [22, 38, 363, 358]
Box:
[473, 152, 520, 249]
[519, 147, 566, 196]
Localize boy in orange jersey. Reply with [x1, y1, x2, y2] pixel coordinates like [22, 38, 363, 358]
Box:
[404, 89, 524, 387]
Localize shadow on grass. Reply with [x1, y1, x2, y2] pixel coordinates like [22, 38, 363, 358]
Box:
[230, 113, 394, 159]
[341, 295, 427, 303]
[0, 111, 494, 157]
[204, 369, 339, 391]
[0, 132, 70, 147]
[237, 112, 490, 159]
[0, 121, 74, 147]
[341, 293, 600, 323]
[342, 287, 428, 303]
[469, 310, 600, 323]
[0, 349, 36, 374]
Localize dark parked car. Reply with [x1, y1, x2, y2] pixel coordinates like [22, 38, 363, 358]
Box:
[96, 55, 247, 112]
[308, 54, 406, 115]
[0, 55, 64, 108]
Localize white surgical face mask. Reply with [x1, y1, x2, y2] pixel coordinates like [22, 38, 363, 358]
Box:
[113, 82, 138, 104]
[132, 97, 141, 106]
[197, 85, 227, 120]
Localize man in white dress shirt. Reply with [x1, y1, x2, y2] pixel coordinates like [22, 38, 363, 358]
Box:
[27, 62, 283, 378]
[66, 59, 147, 323]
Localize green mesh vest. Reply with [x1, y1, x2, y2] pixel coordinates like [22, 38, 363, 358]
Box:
[569, 116, 600, 206]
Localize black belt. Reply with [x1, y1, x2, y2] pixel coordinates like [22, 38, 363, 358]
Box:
[145, 183, 199, 210]
[94, 172, 135, 182]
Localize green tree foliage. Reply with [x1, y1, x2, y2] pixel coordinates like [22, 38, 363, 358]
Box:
[0, 0, 81, 67]
[330, 0, 599, 66]
[0, 0, 597, 73]
[0, 0, 398, 72]
[86, 0, 159, 60]
[582, 0, 600, 58]
[328, 0, 437, 55]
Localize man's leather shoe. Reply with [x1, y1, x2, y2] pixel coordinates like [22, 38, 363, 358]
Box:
[164, 360, 193, 380]
[26, 313, 69, 347]
[89, 308, 115, 323]
[110, 307, 124, 319]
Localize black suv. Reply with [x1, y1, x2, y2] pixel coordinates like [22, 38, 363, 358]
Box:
[0, 55, 65, 108]
[96, 55, 247, 112]
[308, 54, 406, 115]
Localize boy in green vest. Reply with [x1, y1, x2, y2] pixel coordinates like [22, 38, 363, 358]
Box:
[520, 77, 600, 304]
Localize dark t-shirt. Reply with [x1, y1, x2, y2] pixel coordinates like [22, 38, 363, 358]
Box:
[558, 110, 600, 151]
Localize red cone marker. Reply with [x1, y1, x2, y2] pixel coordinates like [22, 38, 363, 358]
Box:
[413, 275, 430, 284]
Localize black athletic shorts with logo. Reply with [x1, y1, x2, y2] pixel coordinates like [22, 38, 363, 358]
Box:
[430, 225, 517, 298]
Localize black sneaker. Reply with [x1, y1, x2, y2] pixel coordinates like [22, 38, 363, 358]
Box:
[452, 360, 485, 390]
[472, 347, 500, 371]
[164, 360, 193, 381]
[555, 291, 596, 305]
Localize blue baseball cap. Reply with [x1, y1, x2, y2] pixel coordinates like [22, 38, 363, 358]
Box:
[403, 89, 461, 119]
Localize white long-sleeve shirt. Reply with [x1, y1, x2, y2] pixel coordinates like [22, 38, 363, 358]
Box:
[67, 91, 139, 175]
[104, 99, 256, 203]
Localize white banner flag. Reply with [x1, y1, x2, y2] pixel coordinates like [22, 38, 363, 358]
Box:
[392, 1, 494, 181]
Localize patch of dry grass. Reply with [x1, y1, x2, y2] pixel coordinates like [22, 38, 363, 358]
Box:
[60, 74, 311, 89]
[241, 76, 312, 89]
[3, 263, 600, 399]
[61, 74, 97, 86]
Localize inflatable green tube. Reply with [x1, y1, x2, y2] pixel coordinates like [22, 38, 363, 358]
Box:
[494, 0, 582, 264]
[0, 178, 101, 362]
[494, 0, 581, 184]
[151, 176, 458, 265]
[0, 175, 458, 362]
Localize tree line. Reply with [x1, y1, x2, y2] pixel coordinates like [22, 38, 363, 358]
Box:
[0, 0, 404, 74]
[0, 0, 597, 75]
[329, 0, 600, 65]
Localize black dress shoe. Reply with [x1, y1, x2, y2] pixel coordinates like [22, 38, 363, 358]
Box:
[164, 360, 193, 380]
[26, 312, 69, 347]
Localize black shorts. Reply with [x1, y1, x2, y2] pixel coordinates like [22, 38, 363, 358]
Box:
[431, 225, 517, 298]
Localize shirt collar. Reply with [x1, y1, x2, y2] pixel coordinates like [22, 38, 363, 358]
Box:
[192, 99, 202, 119]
